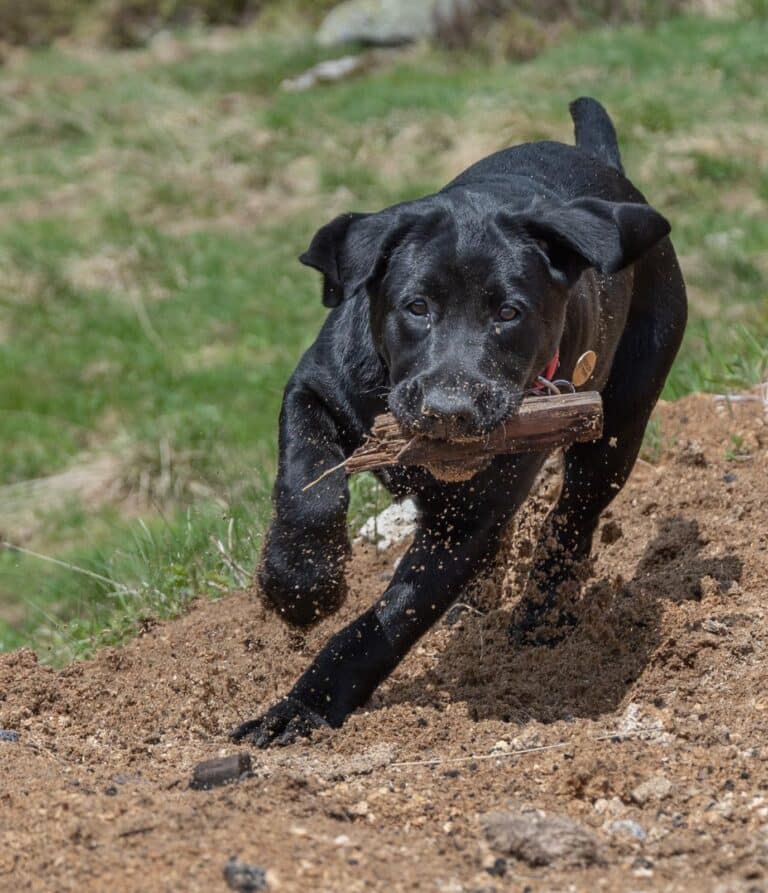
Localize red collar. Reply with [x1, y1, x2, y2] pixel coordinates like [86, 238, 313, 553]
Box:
[542, 350, 560, 381]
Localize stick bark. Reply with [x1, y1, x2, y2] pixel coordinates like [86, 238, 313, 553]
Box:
[304, 392, 603, 490]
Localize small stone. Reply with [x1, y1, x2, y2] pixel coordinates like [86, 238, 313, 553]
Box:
[444, 604, 469, 626]
[600, 520, 623, 545]
[631, 775, 673, 806]
[485, 857, 507, 877]
[699, 575, 722, 599]
[0, 730, 20, 743]
[608, 819, 647, 841]
[481, 808, 600, 867]
[677, 439, 707, 467]
[701, 618, 729, 636]
[334, 834, 351, 846]
[223, 858, 267, 892]
[593, 796, 624, 817]
[349, 800, 370, 818]
[491, 740, 511, 753]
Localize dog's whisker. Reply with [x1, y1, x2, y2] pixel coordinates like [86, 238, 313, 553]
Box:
[360, 383, 392, 397]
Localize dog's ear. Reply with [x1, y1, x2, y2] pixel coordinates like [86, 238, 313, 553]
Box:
[497, 197, 670, 287]
[300, 212, 372, 308]
[301, 208, 444, 307]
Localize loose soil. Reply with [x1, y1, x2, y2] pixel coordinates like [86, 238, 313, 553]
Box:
[2, 393, 767, 893]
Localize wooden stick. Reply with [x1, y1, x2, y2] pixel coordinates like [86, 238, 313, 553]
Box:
[303, 392, 602, 489]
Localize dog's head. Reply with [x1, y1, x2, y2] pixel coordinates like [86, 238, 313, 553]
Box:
[301, 194, 669, 439]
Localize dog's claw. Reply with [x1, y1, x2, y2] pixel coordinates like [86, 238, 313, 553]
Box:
[230, 717, 263, 741]
[230, 696, 330, 749]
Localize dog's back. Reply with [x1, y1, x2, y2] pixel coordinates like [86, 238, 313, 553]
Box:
[446, 98, 636, 205]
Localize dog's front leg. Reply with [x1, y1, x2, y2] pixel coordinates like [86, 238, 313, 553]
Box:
[259, 380, 352, 627]
[233, 464, 542, 748]
[235, 507, 502, 746]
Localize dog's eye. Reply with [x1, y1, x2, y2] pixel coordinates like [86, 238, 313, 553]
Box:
[498, 304, 520, 321]
[408, 299, 429, 317]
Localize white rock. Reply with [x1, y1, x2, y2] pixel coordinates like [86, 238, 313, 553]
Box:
[607, 819, 647, 840]
[356, 497, 419, 551]
[317, 0, 482, 48]
[317, 0, 436, 47]
[631, 775, 673, 806]
[282, 55, 367, 92]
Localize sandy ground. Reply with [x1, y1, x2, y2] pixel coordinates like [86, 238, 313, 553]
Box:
[2, 392, 768, 893]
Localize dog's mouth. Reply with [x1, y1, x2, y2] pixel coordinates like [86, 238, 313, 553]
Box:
[390, 388, 525, 442]
[387, 385, 525, 483]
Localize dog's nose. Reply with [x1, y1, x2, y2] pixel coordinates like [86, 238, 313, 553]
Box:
[420, 389, 478, 438]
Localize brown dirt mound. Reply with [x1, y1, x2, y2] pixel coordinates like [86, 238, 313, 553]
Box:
[1, 392, 767, 893]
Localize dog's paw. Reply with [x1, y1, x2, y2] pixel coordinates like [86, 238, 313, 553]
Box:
[230, 697, 330, 749]
[259, 568, 348, 628]
[259, 533, 349, 627]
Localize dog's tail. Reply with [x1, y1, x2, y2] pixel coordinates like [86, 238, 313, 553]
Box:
[569, 97, 624, 176]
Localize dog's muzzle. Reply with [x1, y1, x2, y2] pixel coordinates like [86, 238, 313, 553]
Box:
[389, 377, 518, 440]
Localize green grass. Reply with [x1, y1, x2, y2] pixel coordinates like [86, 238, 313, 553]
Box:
[1, 14, 766, 662]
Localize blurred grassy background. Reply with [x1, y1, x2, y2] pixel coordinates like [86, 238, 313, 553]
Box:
[0, 4, 766, 662]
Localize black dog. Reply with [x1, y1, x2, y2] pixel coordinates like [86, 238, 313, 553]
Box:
[232, 97, 687, 748]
